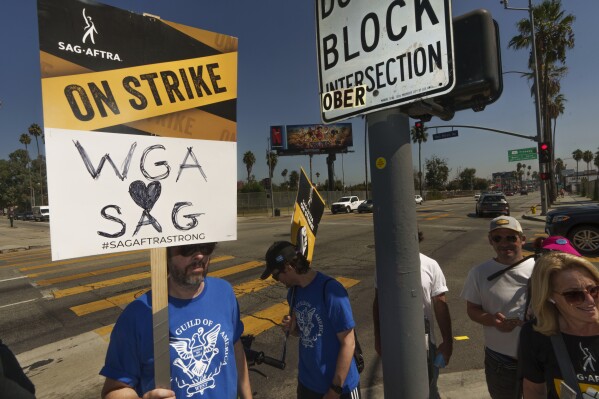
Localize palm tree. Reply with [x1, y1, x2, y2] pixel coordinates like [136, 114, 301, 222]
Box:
[555, 158, 565, 187]
[281, 169, 288, 190]
[572, 149, 583, 181]
[266, 151, 278, 179]
[315, 172, 320, 185]
[411, 124, 428, 196]
[582, 150, 594, 175]
[19, 133, 31, 154]
[19, 133, 33, 208]
[509, 0, 575, 200]
[28, 123, 44, 205]
[242, 151, 255, 183]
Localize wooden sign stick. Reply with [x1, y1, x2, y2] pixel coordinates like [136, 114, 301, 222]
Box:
[151, 247, 171, 389]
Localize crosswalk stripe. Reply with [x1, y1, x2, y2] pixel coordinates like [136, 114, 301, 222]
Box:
[17, 250, 146, 271]
[71, 289, 149, 316]
[26, 255, 234, 279]
[34, 262, 149, 286]
[241, 276, 360, 337]
[70, 276, 276, 317]
[53, 271, 151, 298]
[422, 213, 450, 221]
[53, 259, 262, 299]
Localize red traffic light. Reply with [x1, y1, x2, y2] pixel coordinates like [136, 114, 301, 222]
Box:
[540, 172, 550, 180]
[539, 143, 549, 151]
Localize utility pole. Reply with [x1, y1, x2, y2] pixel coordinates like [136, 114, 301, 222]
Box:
[502, 0, 548, 214]
[369, 109, 429, 398]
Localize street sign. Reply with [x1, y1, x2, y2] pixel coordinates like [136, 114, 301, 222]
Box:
[432, 130, 458, 140]
[315, 0, 455, 123]
[508, 147, 538, 162]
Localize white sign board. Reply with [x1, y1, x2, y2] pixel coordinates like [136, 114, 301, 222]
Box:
[316, 0, 455, 122]
[46, 129, 237, 260]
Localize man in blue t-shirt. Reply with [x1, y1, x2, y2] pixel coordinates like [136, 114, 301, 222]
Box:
[261, 241, 361, 399]
[100, 243, 253, 399]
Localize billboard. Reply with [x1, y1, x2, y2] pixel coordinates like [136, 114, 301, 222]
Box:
[38, 0, 238, 260]
[270, 123, 352, 155]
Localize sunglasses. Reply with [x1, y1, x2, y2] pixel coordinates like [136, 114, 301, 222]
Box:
[271, 267, 286, 280]
[555, 286, 599, 305]
[178, 243, 216, 257]
[491, 235, 519, 243]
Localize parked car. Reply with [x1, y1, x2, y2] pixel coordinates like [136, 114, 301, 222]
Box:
[475, 194, 509, 217]
[15, 212, 35, 221]
[357, 199, 373, 213]
[33, 205, 50, 222]
[545, 205, 599, 256]
[415, 195, 424, 205]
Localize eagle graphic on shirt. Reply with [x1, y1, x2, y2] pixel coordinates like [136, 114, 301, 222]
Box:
[170, 324, 224, 397]
[296, 304, 323, 348]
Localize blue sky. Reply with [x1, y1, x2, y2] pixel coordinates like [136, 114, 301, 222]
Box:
[0, 1, 597, 186]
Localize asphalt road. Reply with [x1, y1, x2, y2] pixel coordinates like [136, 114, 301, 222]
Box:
[0, 192, 556, 398]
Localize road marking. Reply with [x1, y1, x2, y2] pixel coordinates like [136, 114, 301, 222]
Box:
[34, 262, 149, 286]
[242, 276, 360, 337]
[16, 250, 147, 271]
[0, 298, 38, 309]
[454, 336, 469, 341]
[422, 213, 450, 221]
[71, 288, 149, 316]
[53, 260, 263, 299]
[26, 255, 234, 278]
[53, 271, 151, 298]
[0, 276, 27, 283]
[70, 276, 276, 317]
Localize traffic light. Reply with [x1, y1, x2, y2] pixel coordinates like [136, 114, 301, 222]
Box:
[540, 172, 550, 181]
[414, 121, 424, 135]
[538, 142, 551, 163]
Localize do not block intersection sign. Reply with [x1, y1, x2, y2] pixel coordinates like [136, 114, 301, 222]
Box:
[315, 0, 455, 123]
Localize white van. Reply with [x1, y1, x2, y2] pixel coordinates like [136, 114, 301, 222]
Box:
[32, 206, 50, 222]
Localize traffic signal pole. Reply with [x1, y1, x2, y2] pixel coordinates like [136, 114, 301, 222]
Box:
[368, 108, 429, 398]
[503, 0, 548, 214]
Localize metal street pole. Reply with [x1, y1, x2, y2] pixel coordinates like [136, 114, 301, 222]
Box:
[267, 140, 275, 217]
[502, 0, 548, 214]
[363, 117, 369, 199]
[368, 108, 428, 398]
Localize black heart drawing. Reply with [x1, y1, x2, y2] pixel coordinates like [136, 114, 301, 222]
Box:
[129, 180, 161, 211]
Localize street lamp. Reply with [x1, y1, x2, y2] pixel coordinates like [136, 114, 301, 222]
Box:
[501, 0, 548, 214]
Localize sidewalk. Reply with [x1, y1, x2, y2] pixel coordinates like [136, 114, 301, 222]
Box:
[0, 219, 50, 253]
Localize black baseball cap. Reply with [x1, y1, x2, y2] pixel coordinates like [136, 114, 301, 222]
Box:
[261, 241, 297, 280]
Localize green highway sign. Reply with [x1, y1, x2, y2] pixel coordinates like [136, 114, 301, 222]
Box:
[508, 147, 538, 162]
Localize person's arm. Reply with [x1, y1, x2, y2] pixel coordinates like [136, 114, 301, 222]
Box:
[522, 378, 546, 399]
[466, 301, 517, 332]
[323, 329, 355, 399]
[432, 292, 453, 364]
[234, 339, 253, 399]
[281, 312, 299, 337]
[101, 378, 175, 399]
[373, 289, 382, 356]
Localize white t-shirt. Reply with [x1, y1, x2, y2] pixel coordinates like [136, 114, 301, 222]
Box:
[375, 253, 448, 345]
[460, 257, 535, 358]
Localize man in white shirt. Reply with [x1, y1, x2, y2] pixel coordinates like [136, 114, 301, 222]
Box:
[461, 216, 534, 399]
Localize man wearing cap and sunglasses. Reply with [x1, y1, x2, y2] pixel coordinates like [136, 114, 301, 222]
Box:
[100, 243, 253, 399]
[261, 241, 361, 399]
[461, 216, 535, 399]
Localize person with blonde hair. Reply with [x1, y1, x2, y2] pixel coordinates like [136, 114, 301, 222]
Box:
[519, 252, 599, 398]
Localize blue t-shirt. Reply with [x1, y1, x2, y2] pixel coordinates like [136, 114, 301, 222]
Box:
[287, 272, 360, 394]
[100, 277, 244, 399]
